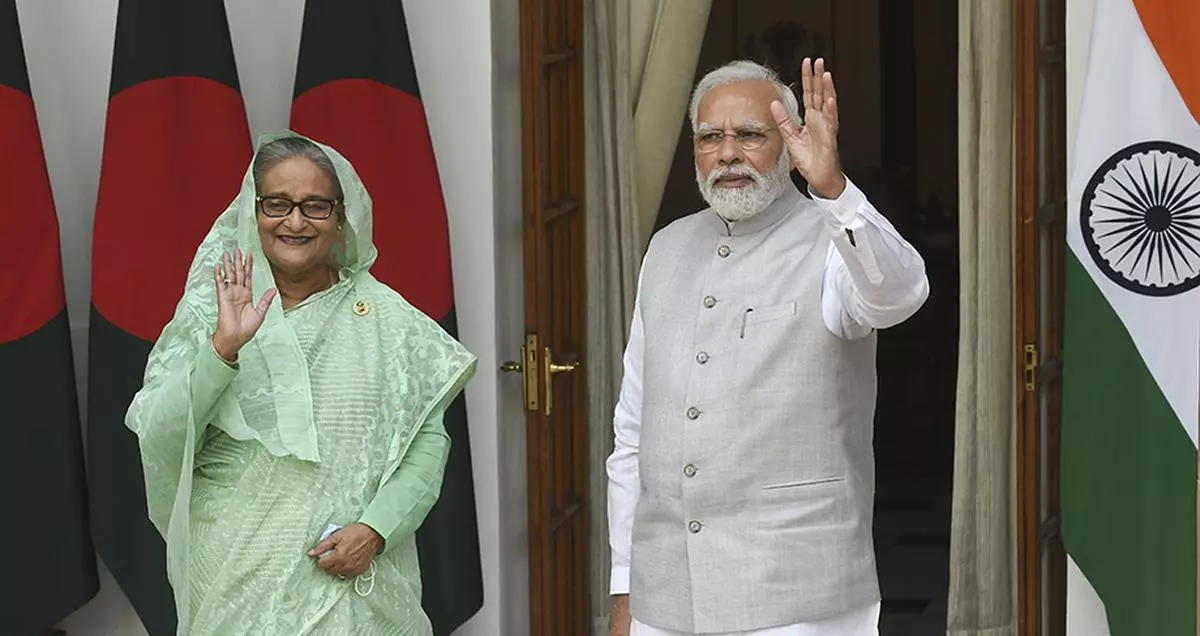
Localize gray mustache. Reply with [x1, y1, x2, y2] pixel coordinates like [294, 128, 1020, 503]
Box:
[707, 168, 760, 186]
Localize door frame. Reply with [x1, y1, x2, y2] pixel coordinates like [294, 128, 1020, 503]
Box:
[1015, 0, 1068, 633]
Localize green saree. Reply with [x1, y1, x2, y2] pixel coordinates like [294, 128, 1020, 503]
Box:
[125, 132, 477, 635]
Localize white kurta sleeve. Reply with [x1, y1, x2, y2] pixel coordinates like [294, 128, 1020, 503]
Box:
[813, 177, 930, 339]
[606, 270, 646, 595]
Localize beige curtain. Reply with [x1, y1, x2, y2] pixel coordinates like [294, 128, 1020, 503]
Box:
[584, 3, 640, 630]
[584, 1, 711, 633]
[630, 0, 713, 243]
[947, 2, 1016, 636]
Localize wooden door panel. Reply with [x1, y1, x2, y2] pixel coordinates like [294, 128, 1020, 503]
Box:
[519, 0, 588, 633]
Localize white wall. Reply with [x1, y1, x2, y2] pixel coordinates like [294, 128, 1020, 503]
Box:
[1064, 0, 1111, 634]
[489, 0, 534, 632]
[16, 0, 516, 634]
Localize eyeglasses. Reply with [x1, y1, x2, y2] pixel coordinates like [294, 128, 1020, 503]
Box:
[693, 127, 776, 153]
[256, 196, 341, 220]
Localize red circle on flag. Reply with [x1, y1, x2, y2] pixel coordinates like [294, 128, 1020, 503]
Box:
[0, 86, 66, 344]
[292, 79, 454, 320]
[91, 77, 251, 342]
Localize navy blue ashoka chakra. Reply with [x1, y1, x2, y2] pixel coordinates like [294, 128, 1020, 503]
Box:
[1081, 140, 1200, 297]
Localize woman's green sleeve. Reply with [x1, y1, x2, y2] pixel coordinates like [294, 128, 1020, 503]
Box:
[358, 408, 451, 553]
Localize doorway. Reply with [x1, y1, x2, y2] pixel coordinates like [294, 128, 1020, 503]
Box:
[654, 1, 959, 633]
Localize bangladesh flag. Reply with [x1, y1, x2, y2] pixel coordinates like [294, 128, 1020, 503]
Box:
[87, 1, 251, 633]
[290, 1, 484, 633]
[0, 0, 99, 630]
[1063, 0, 1199, 633]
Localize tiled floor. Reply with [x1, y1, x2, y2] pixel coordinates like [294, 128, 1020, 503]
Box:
[874, 477, 952, 636]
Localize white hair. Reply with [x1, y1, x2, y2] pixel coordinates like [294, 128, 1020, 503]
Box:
[688, 60, 802, 131]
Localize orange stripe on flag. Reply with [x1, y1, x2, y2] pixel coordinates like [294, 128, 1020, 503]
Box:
[1132, 0, 1200, 123]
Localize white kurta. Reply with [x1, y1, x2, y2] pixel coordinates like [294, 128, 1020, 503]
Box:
[631, 603, 881, 636]
[608, 178, 928, 635]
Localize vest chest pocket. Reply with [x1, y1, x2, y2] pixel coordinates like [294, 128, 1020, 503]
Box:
[741, 299, 798, 335]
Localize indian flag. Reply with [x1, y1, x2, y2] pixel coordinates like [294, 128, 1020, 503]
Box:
[1064, 0, 1199, 633]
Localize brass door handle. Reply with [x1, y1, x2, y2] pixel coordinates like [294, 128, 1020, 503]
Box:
[501, 336, 581, 415]
[548, 360, 579, 374]
[543, 347, 579, 416]
[501, 336, 541, 411]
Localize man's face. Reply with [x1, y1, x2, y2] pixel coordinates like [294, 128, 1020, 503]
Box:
[693, 80, 785, 179]
[693, 80, 792, 222]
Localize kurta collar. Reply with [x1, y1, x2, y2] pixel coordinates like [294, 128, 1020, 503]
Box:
[705, 181, 804, 237]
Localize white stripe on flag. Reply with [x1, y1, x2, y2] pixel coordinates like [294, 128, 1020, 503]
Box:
[1067, 555, 1112, 636]
[1067, 0, 1200, 447]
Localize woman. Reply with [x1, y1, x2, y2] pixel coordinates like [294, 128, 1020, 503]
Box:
[126, 132, 476, 635]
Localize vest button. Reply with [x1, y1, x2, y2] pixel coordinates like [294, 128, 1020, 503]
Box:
[686, 406, 701, 420]
[703, 295, 717, 309]
[696, 351, 709, 364]
[687, 520, 702, 533]
[683, 464, 697, 477]
[717, 245, 731, 258]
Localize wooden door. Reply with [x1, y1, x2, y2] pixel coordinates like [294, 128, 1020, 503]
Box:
[511, 0, 590, 633]
[1015, 0, 1067, 633]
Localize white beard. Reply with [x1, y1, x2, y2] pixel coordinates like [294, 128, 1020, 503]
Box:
[695, 149, 793, 222]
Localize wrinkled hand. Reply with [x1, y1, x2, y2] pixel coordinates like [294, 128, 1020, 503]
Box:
[211, 249, 276, 362]
[309, 523, 383, 579]
[609, 595, 631, 636]
[770, 57, 845, 198]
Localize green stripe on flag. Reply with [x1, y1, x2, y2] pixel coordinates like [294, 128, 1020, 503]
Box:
[1062, 252, 1196, 635]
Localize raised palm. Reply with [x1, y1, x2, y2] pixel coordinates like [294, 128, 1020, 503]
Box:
[212, 249, 276, 360]
[770, 57, 845, 198]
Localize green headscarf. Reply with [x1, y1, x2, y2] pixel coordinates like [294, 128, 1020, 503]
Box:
[129, 129, 476, 521]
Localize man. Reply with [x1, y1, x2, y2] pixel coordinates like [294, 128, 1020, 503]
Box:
[606, 59, 929, 636]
